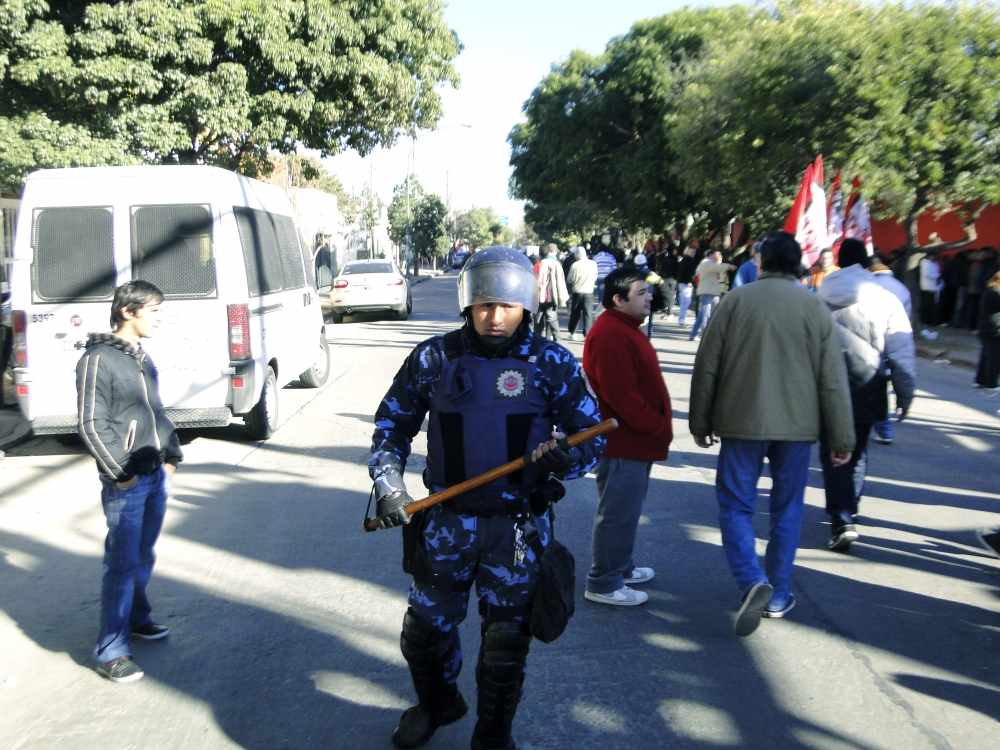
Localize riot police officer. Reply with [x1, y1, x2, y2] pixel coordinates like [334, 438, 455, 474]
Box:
[370, 246, 604, 750]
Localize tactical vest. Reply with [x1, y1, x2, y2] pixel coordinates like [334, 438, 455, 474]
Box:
[424, 330, 553, 512]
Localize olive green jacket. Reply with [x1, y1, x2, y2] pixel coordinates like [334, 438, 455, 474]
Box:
[689, 272, 856, 453]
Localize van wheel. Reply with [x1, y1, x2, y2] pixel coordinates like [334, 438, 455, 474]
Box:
[300, 335, 330, 388]
[245, 366, 278, 440]
[329, 311, 343, 324]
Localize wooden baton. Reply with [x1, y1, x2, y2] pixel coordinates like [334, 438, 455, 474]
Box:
[363, 418, 618, 532]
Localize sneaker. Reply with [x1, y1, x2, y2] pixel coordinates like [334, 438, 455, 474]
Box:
[570, 333, 581, 341]
[584, 585, 648, 607]
[624, 567, 655, 585]
[96, 655, 144, 684]
[763, 594, 796, 619]
[872, 436, 892, 445]
[829, 524, 859, 552]
[976, 528, 1000, 559]
[131, 622, 170, 640]
[734, 582, 773, 637]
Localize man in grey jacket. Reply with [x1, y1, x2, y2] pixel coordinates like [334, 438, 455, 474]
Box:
[77, 280, 182, 683]
[818, 239, 916, 551]
[566, 246, 598, 340]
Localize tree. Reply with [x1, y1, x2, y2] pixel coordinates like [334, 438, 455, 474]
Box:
[412, 194, 447, 257]
[387, 178, 426, 249]
[454, 206, 499, 250]
[358, 183, 383, 258]
[0, 0, 461, 191]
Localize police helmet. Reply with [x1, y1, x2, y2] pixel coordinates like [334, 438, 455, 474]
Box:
[457, 246, 539, 314]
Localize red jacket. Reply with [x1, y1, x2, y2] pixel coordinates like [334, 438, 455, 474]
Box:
[583, 309, 673, 460]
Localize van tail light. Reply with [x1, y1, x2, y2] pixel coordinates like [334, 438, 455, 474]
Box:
[17, 385, 28, 397]
[388, 278, 404, 286]
[227, 304, 251, 361]
[12, 311, 27, 367]
[333, 279, 348, 289]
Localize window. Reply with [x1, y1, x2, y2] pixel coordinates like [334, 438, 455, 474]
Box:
[234, 207, 285, 296]
[131, 204, 216, 298]
[272, 214, 306, 290]
[31, 207, 115, 301]
[343, 262, 393, 275]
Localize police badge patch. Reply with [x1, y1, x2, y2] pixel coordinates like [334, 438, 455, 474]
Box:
[497, 369, 526, 398]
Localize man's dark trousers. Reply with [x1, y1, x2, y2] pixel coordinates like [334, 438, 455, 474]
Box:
[661, 278, 678, 317]
[819, 421, 874, 527]
[533, 302, 561, 341]
[568, 292, 595, 336]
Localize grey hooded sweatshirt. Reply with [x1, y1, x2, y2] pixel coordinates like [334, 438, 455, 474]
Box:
[819, 264, 916, 422]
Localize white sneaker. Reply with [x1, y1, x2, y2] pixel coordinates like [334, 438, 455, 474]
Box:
[570, 333, 581, 341]
[584, 586, 648, 607]
[624, 567, 655, 585]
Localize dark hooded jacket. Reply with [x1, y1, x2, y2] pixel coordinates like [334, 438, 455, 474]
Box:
[76, 333, 183, 482]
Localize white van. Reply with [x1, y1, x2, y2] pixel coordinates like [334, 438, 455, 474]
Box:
[8, 165, 330, 440]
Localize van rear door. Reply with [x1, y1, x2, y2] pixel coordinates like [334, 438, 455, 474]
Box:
[21, 206, 116, 428]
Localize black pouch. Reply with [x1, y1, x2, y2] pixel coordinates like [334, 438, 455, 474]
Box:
[529, 476, 566, 517]
[401, 508, 431, 579]
[523, 522, 575, 643]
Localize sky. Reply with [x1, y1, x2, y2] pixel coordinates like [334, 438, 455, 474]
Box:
[323, 1, 721, 227]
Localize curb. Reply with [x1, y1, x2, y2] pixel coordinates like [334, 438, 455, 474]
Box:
[915, 345, 977, 370]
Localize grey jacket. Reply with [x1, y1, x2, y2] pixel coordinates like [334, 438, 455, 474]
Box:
[76, 334, 183, 481]
[819, 265, 916, 420]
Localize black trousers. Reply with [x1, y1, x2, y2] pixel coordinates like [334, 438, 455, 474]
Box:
[660, 278, 678, 317]
[533, 302, 560, 341]
[976, 338, 1000, 388]
[920, 291, 939, 326]
[568, 292, 594, 335]
[819, 421, 874, 528]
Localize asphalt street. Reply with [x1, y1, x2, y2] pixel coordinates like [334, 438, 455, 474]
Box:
[1, 275, 999, 750]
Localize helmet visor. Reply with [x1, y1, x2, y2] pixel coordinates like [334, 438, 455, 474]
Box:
[458, 259, 539, 313]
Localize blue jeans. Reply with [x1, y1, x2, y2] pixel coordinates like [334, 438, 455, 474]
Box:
[94, 469, 170, 663]
[677, 284, 693, 324]
[689, 294, 719, 339]
[873, 418, 894, 441]
[716, 439, 812, 608]
[587, 457, 653, 595]
[819, 421, 873, 528]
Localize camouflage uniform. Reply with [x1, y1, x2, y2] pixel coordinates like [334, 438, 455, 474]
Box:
[370, 322, 602, 747]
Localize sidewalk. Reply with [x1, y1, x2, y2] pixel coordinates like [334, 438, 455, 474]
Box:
[913, 323, 981, 369]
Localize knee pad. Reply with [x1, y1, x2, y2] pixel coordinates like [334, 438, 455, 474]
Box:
[401, 608, 440, 653]
[479, 621, 531, 684]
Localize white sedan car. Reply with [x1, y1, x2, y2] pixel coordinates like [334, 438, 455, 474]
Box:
[326, 259, 412, 323]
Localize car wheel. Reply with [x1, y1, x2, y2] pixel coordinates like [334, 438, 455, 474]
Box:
[244, 365, 278, 440]
[299, 335, 330, 388]
[396, 304, 409, 321]
[406, 292, 412, 314]
[329, 310, 343, 324]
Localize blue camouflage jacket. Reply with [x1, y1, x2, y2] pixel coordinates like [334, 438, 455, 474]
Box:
[369, 326, 604, 489]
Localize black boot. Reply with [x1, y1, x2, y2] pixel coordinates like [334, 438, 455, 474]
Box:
[392, 609, 468, 749]
[471, 621, 531, 750]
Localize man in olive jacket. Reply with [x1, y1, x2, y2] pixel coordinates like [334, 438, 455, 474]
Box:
[689, 232, 854, 637]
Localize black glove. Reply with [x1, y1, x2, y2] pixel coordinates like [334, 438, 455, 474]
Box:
[375, 490, 413, 529]
[533, 444, 575, 474]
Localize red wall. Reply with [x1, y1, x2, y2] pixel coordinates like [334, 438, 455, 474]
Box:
[871, 203, 1000, 251]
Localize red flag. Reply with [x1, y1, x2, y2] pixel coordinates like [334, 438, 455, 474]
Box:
[784, 164, 813, 236]
[827, 168, 844, 259]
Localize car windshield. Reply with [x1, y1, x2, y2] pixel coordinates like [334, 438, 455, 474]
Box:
[343, 262, 393, 275]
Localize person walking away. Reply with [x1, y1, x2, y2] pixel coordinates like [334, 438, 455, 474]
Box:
[593, 243, 617, 314]
[807, 249, 839, 291]
[689, 249, 734, 341]
[732, 243, 761, 288]
[566, 246, 598, 341]
[655, 247, 680, 319]
[689, 232, 854, 636]
[77, 281, 182, 683]
[818, 239, 916, 552]
[950, 250, 972, 328]
[676, 246, 698, 326]
[974, 269, 1000, 391]
[533, 243, 568, 341]
[868, 259, 913, 445]
[369, 246, 604, 750]
[583, 267, 673, 607]
[967, 249, 993, 331]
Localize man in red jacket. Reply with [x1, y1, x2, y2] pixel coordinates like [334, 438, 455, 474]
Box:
[583, 267, 674, 605]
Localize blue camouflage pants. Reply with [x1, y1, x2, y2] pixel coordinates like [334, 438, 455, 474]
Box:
[407, 502, 551, 685]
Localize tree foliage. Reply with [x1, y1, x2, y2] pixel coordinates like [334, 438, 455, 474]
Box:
[387, 177, 447, 256]
[0, 0, 461, 191]
[453, 206, 501, 250]
[510, 1, 1000, 247]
